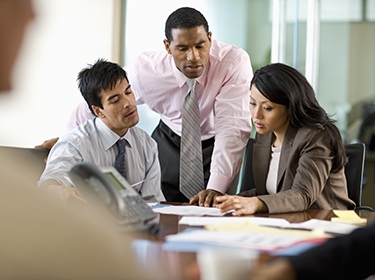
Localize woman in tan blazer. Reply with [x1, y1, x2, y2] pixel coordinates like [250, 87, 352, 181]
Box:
[217, 63, 355, 214]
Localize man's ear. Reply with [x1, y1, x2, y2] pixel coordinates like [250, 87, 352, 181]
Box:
[163, 39, 172, 55]
[207, 31, 212, 44]
[92, 105, 104, 118]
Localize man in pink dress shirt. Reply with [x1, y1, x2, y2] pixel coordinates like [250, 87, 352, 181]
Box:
[39, 7, 253, 205]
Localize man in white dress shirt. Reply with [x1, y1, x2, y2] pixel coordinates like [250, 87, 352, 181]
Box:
[39, 59, 165, 203]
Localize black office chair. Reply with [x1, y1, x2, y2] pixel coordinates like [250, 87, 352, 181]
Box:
[344, 143, 374, 212]
[239, 138, 255, 193]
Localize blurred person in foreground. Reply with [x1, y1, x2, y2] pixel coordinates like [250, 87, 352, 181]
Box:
[0, 1, 161, 279]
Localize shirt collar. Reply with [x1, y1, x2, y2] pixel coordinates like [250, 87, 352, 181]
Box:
[95, 118, 133, 151]
[121, 128, 134, 148]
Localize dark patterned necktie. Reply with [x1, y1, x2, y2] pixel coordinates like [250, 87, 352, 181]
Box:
[179, 79, 204, 199]
[114, 139, 127, 179]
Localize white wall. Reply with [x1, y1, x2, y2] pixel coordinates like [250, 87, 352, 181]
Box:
[0, 0, 114, 147]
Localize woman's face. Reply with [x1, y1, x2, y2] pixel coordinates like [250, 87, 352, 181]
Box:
[250, 85, 289, 139]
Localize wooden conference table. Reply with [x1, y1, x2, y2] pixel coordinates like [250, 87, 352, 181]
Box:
[130, 205, 375, 280]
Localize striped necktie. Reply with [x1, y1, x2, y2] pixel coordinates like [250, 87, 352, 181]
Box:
[114, 139, 127, 179]
[180, 79, 204, 199]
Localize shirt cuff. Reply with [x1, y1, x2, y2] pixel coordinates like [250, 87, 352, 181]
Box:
[206, 172, 233, 194]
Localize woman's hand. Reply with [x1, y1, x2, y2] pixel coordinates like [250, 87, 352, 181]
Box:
[216, 195, 267, 215]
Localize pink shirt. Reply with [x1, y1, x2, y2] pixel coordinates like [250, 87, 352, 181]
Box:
[69, 39, 252, 193]
[66, 102, 94, 133]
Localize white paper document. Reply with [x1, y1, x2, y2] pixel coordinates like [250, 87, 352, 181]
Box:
[152, 205, 229, 216]
[286, 219, 359, 235]
[179, 216, 291, 227]
[178, 217, 359, 235]
[165, 229, 317, 252]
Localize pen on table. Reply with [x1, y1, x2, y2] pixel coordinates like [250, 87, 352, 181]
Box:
[130, 180, 145, 188]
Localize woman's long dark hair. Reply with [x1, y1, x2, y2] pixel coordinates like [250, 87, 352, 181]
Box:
[251, 63, 346, 172]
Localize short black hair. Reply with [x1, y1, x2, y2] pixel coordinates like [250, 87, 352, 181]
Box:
[77, 59, 128, 115]
[165, 7, 209, 43]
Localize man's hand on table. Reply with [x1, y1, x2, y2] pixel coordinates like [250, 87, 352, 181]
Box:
[189, 189, 223, 207]
[40, 179, 89, 208]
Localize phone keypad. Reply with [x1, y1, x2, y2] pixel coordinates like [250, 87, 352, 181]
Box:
[121, 195, 156, 222]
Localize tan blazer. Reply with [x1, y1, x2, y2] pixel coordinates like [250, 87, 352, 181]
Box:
[240, 125, 355, 213]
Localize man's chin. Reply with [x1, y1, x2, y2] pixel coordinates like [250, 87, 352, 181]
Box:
[129, 115, 139, 128]
[184, 72, 202, 79]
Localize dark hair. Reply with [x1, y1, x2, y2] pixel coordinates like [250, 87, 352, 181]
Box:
[77, 59, 128, 115]
[251, 63, 346, 172]
[165, 7, 209, 43]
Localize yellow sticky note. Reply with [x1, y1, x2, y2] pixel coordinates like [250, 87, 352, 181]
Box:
[333, 210, 361, 220]
[331, 210, 367, 226]
[331, 217, 367, 226]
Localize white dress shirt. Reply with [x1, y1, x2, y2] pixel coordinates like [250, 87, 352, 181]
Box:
[266, 145, 281, 194]
[39, 118, 165, 202]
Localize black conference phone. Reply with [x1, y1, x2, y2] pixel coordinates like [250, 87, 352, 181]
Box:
[68, 162, 158, 232]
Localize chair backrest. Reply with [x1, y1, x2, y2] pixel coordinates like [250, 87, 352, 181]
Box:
[239, 138, 255, 193]
[0, 146, 49, 185]
[344, 142, 366, 207]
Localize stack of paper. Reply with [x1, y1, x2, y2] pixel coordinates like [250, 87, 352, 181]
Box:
[163, 210, 363, 254]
